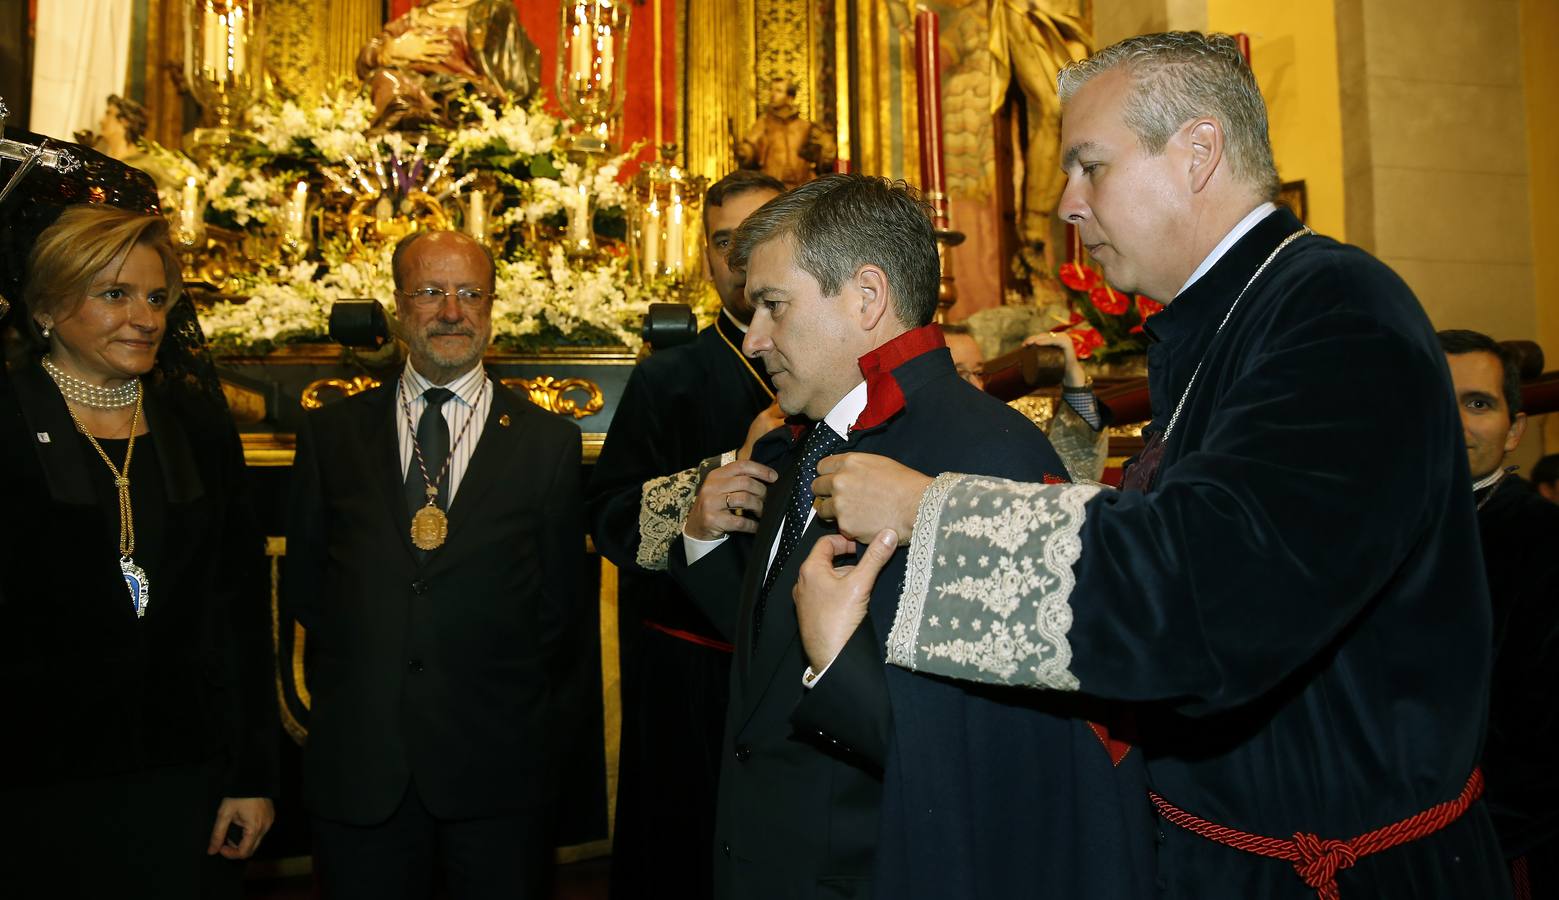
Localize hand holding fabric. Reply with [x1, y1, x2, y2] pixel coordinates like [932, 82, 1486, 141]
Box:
[795, 531, 896, 670]
[813, 453, 930, 545]
[684, 459, 778, 540]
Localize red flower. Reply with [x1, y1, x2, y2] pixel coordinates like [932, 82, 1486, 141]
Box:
[1048, 309, 1084, 333]
[1068, 327, 1105, 359]
[1059, 261, 1101, 291]
[1089, 284, 1130, 316]
[1136, 295, 1165, 318]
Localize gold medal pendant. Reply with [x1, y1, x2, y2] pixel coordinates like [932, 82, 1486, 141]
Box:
[411, 502, 449, 550]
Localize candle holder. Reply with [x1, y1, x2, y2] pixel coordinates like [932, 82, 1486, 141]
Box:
[278, 178, 313, 264]
[462, 175, 500, 247]
[172, 176, 208, 277]
[184, 0, 265, 163]
[628, 145, 707, 283]
[556, 1, 631, 155]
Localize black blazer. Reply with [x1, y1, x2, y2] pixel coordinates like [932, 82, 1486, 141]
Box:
[281, 375, 587, 825]
[0, 365, 277, 796]
[671, 348, 1077, 900]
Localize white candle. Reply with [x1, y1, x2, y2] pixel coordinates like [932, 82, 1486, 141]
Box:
[642, 201, 661, 275]
[567, 185, 591, 248]
[230, 6, 247, 79]
[467, 189, 486, 241]
[570, 14, 591, 88]
[288, 180, 309, 239]
[598, 21, 614, 94]
[665, 195, 685, 275]
[202, 7, 221, 81]
[181, 177, 201, 235]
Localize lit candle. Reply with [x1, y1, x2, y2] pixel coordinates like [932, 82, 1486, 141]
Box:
[567, 184, 592, 248]
[467, 189, 486, 242]
[287, 180, 309, 239]
[598, 20, 614, 94]
[181, 177, 201, 235]
[230, 6, 247, 78]
[642, 200, 661, 275]
[665, 194, 685, 275]
[570, 12, 591, 87]
[202, 7, 221, 81]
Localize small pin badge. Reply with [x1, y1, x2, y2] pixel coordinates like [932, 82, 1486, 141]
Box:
[499, 413, 511, 427]
[36, 432, 50, 443]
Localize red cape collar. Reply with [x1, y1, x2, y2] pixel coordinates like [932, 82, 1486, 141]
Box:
[852, 323, 946, 433]
[784, 324, 946, 442]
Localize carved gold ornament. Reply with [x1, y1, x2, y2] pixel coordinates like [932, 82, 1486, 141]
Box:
[502, 375, 605, 419]
[301, 375, 382, 409]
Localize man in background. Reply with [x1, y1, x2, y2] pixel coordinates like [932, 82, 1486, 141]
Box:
[284, 230, 586, 899]
[1442, 329, 1559, 898]
[588, 169, 783, 899]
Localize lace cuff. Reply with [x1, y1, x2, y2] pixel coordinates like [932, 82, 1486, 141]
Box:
[885, 473, 1101, 691]
[636, 464, 703, 571]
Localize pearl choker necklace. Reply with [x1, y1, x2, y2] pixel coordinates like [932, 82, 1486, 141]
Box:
[42, 356, 142, 409]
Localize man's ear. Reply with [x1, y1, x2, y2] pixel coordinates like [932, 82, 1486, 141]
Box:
[1186, 117, 1223, 194]
[855, 265, 891, 330]
[1504, 411, 1528, 454]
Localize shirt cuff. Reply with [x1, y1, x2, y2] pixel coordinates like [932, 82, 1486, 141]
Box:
[682, 531, 729, 566]
[801, 655, 838, 689]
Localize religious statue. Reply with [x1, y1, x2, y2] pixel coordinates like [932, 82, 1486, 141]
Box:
[81, 95, 181, 194]
[357, 0, 542, 131]
[734, 78, 838, 189]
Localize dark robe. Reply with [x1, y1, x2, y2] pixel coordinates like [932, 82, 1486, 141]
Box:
[672, 327, 1152, 900]
[587, 313, 774, 899]
[1477, 472, 1559, 894]
[888, 208, 1511, 898]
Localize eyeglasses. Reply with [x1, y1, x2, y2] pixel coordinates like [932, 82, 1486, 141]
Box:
[396, 287, 492, 309]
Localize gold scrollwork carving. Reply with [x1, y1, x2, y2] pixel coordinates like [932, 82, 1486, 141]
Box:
[301, 375, 383, 410]
[299, 374, 381, 408]
[502, 376, 605, 419]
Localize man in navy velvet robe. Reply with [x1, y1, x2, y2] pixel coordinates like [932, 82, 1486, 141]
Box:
[797, 32, 1511, 899]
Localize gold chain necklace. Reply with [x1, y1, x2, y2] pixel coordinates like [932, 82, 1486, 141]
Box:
[61, 393, 151, 618]
[400, 379, 481, 551]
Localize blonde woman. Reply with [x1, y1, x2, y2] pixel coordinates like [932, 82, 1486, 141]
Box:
[0, 204, 276, 898]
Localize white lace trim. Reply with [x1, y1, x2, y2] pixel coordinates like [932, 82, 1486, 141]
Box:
[886, 471, 966, 670]
[886, 475, 1101, 691]
[636, 465, 702, 571]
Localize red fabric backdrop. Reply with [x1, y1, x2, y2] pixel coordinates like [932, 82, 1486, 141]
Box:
[388, 0, 675, 170]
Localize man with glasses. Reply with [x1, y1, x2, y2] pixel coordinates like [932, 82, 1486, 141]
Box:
[282, 230, 588, 899]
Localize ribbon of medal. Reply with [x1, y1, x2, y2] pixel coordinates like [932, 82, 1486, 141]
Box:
[65, 390, 150, 617]
[401, 382, 479, 551]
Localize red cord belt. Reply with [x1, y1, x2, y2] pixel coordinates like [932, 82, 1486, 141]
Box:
[642, 619, 734, 653]
[1149, 768, 1484, 900]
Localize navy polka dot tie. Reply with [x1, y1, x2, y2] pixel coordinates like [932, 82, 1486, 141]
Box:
[753, 422, 845, 651]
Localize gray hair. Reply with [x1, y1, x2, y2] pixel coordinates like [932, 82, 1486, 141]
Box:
[728, 174, 940, 328]
[1058, 32, 1279, 200]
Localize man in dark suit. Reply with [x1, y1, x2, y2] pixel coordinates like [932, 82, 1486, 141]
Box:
[669, 175, 1150, 900]
[282, 230, 586, 900]
[588, 169, 783, 899]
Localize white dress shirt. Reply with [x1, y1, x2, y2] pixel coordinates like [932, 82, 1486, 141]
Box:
[396, 363, 492, 505]
[1175, 201, 1278, 298]
[683, 380, 869, 570]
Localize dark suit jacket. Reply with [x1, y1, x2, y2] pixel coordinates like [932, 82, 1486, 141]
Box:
[671, 345, 1092, 900]
[282, 374, 586, 825]
[0, 365, 277, 796]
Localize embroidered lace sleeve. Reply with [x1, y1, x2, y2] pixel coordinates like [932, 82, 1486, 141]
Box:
[886, 473, 1103, 691]
[636, 464, 703, 571]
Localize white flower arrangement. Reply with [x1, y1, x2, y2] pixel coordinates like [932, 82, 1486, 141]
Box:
[184, 91, 691, 355]
[248, 87, 377, 163]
